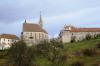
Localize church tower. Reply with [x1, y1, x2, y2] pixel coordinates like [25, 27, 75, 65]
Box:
[39, 12, 43, 28]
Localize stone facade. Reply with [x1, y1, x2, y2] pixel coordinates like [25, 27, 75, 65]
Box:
[22, 31, 48, 46]
[59, 25, 100, 43]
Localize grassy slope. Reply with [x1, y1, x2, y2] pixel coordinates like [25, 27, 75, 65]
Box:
[0, 39, 100, 66]
[64, 39, 100, 66]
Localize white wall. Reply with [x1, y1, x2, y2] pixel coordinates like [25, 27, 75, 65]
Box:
[0, 38, 19, 50]
[22, 32, 48, 45]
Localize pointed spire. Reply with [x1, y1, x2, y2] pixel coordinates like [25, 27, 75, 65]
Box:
[25, 19, 27, 23]
[39, 11, 43, 28]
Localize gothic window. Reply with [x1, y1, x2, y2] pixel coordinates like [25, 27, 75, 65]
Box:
[72, 33, 73, 35]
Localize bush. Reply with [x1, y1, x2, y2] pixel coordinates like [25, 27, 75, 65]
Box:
[36, 40, 65, 66]
[85, 34, 92, 40]
[0, 50, 9, 59]
[92, 61, 100, 66]
[6, 40, 66, 66]
[82, 48, 97, 56]
[96, 43, 100, 49]
[8, 41, 34, 66]
[96, 34, 100, 39]
[71, 61, 84, 66]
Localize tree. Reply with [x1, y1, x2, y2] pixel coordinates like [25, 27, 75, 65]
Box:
[85, 34, 92, 40]
[82, 48, 97, 56]
[8, 41, 34, 66]
[36, 39, 66, 66]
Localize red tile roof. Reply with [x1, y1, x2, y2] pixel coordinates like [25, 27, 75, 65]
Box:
[0, 34, 19, 39]
[23, 23, 48, 34]
[70, 27, 100, 32]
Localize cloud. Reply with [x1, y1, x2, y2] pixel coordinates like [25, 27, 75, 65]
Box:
[44, 6, 100, 25]
[0, 0, 100, 24]
[43, 6, 100, 36]
[0, 21, 23, 36]
[0, 0, 100, 37]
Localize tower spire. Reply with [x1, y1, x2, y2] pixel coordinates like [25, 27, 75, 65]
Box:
[25, 19, 27, 23]
[39, 11, 43, 28]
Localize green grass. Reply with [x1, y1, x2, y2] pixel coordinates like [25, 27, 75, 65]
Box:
[64, 39, 100, 66]
[64, 39, 100, 53]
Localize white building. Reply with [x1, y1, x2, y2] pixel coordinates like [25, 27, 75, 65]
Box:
[21, 14, 48, 46]
[59, 25, 100, 43]
[0, 34, 19, 50]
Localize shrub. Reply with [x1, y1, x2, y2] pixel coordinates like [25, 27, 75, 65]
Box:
[92, 61, 100, 66]
[96, 34, 100, 39]
[71, 61, 84, 66]
[8, 41, 34, 66]
[85, 34, 92, 40]
[0, 50, 9, 59]
[36, 40, 65, 66]
[82, 48, 97, 56]
[96, 43, 100, 49]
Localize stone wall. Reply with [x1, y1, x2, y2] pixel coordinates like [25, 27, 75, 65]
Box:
[22, 32, 48, 45]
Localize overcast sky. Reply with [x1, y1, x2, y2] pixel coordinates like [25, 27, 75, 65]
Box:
[0, 0, 100, 37]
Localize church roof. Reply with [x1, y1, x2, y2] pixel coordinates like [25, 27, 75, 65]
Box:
[23, 23, 48, 34]
[0, 34, 19, 39]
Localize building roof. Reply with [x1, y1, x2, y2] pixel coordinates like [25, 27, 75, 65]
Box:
[70, 27, 100, 32]
[0, 34, 19, 39]
[23, 23, 48, 34]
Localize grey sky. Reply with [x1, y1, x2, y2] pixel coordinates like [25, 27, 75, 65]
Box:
[0, 0, 100, 37]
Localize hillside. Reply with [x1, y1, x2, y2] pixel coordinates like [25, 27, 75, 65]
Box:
[64, 39, 100, 66]
[0, 39, 100, 66]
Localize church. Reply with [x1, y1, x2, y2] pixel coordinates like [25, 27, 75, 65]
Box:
[21, 13, 48, 46]
[59, 24, 100, 43]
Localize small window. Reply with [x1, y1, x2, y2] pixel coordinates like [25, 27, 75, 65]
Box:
[29, 37, 33, 39]
[72, 33, 73, 35]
